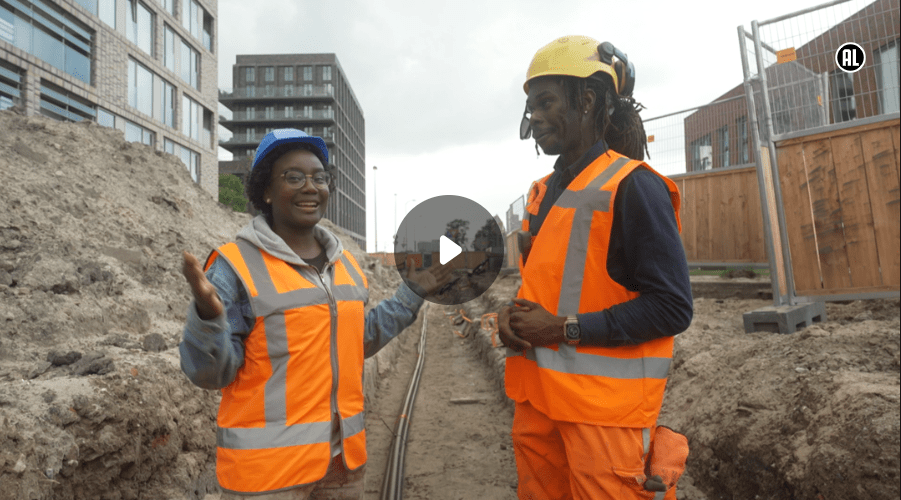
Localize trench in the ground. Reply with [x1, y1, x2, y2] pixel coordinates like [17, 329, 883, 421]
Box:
[363, 304, 517, 500]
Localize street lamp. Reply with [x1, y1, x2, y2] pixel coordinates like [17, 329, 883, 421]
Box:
[372, 166, 378, 253]
[403, 199, 416, 252]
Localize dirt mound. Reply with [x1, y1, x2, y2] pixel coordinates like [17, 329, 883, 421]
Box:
[0, 111, 397, 500]
[661, 297, 900, 500]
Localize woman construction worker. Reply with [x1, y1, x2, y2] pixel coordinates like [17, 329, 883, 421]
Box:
[497, 36, 693, 499]
[178, 129, 449, 499]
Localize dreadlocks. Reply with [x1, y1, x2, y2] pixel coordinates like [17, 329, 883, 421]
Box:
[562, 74, 649, 161]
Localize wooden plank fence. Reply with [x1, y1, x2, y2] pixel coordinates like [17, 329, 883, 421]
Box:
[670, 166, 767, 265]
[775, 119, 900, 296]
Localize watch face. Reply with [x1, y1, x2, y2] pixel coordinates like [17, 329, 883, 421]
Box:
[565, 324, 580, 339]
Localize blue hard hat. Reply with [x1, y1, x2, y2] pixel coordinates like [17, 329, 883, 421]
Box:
[251, 129, 329, 170]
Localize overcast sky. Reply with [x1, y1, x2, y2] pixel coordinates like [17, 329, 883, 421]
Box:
[216, 0, 849, 252]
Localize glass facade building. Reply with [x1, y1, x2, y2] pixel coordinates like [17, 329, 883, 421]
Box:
[0, 0, 219, 194]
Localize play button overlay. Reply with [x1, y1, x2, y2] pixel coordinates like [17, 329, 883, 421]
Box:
[439, 235, 462, 264]
[393, 195, 505, 305]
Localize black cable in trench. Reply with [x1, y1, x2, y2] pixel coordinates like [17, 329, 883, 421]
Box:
[379, 303, 430, 500]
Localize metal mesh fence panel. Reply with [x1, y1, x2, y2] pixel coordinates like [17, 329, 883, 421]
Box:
[644, 95, 768, 175]
[506, 194, 525, 234]
[747, 0, 899, 140]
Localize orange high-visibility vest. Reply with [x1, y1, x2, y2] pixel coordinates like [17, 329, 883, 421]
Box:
[205, 241, 369, 494]
[505, 151, 682, 428]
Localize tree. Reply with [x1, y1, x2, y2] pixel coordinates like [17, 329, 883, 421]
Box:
[445, 219, 469, 249]
[472, 218, 502, 252]
[219, 174, 248, 212]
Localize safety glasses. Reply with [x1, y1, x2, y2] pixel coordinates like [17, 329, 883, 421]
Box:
[519, 104, 532, 140]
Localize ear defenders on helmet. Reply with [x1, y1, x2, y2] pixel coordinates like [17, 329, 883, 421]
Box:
[597, 41, 635, 97]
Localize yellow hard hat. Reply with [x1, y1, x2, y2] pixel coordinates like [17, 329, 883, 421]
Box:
[524, 36, 628, 95]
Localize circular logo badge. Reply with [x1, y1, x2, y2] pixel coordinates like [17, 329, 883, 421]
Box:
[393, 195, 505, 305]
[835, 42, 865, 73]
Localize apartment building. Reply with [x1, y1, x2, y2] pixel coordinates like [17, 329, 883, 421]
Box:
[219, 53, 366, 248]
[0, 0, 219, 195]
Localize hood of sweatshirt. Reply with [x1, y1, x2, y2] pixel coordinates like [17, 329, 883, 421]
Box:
[235, 215, 344, 268]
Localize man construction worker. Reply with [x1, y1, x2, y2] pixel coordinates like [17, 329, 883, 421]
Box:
[497, 35, 693, 499]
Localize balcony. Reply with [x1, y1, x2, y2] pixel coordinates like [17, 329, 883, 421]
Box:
[221, 109, 336, 124]
[220, 130, 335, 147]
[219, 85, 335, 102]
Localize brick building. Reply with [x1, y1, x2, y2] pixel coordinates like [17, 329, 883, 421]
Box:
[219, 53, 366, 248]
[0, 0, 219, 195]
[683, 0, 899, 172]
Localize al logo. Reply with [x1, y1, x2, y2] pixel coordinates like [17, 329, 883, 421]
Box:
[835, 42, 865, 73]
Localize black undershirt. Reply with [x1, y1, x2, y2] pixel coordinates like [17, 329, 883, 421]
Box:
[528, 140, 693, 346]
[304, 249, 328, 273]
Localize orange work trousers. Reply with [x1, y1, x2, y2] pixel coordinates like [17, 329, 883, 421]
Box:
[511, 400, 677, 500]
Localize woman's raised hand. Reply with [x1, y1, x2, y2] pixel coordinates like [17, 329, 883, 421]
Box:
[182, 251, 224, 320]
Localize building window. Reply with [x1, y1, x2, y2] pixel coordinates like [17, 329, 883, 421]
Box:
[875, 40, 899, 114]
[303, 65, 312, 81]
[39, 80, 95, 122]
[325, 83, 333, 96]
[181, 0, 199, 38]
[0, 60, 24, 110]
[160, 79, 175, 127]
[737, 116, 749, 164]
[283, 66, 293, 82]
[246, 106, 255, 119]
[830, 70, 856, 123]
[164, 26, 175, 71]
[264, 66, 274, 82]
[182, 94, 198, 140]
[180, 145, 199, 181]
[303, 105, 312, 118]
[285, 105, 293, 117]
[72, 0, 115, 27]
[284, 84, 294, 96]
[128, 58, 154, 117]
[322, 66, 331, 81]
[0, 0, 94, 84]
[181, 95, 209, 144]
[96, 107, 115, 128]
[202, 10, 212, 52]
[180, 38, 199, 89]
[717, 125, 729, 168]
[690, 134, 712, 171]
[163, 0, 175, 16]
[244, 66, 255, 83]
[125, 119, 154, 146]
[165, 139, 199, 181]
[98, 0, 115, 28]
[246, 85, 255, 97]
[264, 105, 274, 119]
[127, 0, 154, 57]
[245, 127, 255, 141]
[264, 84, 273, 97]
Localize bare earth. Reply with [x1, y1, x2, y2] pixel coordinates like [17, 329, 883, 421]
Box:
[0, 112, 898, 500]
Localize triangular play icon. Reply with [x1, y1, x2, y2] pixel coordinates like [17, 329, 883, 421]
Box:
[439, 235, 462, 265]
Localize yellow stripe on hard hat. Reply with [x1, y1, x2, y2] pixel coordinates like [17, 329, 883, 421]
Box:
[524, 35, 619, 94]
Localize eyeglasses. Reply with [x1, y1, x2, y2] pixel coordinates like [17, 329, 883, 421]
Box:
[280, 171, 332, 189]
[520, 104, 532, 140]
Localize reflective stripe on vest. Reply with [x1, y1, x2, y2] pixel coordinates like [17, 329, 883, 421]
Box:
[208, 241, 369, 494]
[505, 343, 671, 380]
[507, 151, 681, 427]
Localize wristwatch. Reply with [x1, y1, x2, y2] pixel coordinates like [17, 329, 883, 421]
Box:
[564, 315, 581, 346]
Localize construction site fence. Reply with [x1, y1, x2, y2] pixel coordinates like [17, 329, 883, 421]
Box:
[740, 0, 900, 302]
